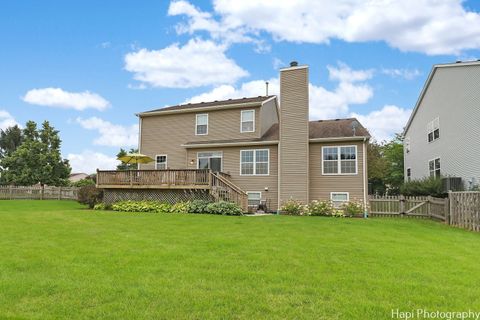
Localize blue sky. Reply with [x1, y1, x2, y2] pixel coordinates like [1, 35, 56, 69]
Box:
[1, 0, 480, 173]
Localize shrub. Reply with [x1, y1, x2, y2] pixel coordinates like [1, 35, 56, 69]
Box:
[72, 178, 95, 188]
[188, 200, 211, 214]
[93, 203, 109, 210]
[332, 210, 345, 218]
[170, 202, 190, 214]
[341, 200, 365, 217]
[206, 201, 243, 216]
[111, 200, 171, 213]
[306, 200, 334, 216]
[78, 185, 103, 209]
[400, 177, 444, 197]
[280, 199, 306, 215]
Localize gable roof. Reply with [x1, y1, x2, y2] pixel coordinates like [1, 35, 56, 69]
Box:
[403, 60, 480, 135]
[139, 95, 276, 116]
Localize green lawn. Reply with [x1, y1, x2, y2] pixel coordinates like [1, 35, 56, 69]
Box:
[1, 201, 479, 319]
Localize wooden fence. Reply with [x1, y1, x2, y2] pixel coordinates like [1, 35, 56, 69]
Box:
[369, 195, 449, 221]
[370, 192, 480, 232]
[0, 186, 79, 200]
[449, 192, 480, 231]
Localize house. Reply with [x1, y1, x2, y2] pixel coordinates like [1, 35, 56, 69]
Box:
[403, 60, 480, 190]
[69, 173, 89, 183]
[97, 62, 370, 212]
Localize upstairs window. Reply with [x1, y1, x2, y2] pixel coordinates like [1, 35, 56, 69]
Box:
[427, 117, 440, 142]
[322, 146, 357, 175]
[240, 149, 269, 175]
[196, 114, 208, 135]
[429, 158, 441, 178]
[241, 110, 255, 133]
[155, 155, 167, 170]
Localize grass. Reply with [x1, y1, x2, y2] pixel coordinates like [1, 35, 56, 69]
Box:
[1, 201, 480, 319]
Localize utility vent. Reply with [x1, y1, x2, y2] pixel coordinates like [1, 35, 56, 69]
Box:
[442, 177, 463, 193]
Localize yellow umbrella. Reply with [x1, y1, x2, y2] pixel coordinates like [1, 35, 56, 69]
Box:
[118, 153, 154, 165]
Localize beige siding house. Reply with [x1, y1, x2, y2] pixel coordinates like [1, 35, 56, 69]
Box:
[98, 62, 370, 212]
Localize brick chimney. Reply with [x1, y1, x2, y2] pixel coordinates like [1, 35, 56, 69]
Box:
[278, 61, 309, 206]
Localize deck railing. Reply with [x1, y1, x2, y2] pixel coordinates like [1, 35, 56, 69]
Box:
[210, 172, 248, 211]
[97, 169, 210, 188]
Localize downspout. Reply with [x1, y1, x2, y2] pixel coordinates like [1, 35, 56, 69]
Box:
[363, 137, 368, 218]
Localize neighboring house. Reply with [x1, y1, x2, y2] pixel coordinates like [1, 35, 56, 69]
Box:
[69, 173, 89, 183]
[97, 62, 370, 212]
[404, 60, 480, 190]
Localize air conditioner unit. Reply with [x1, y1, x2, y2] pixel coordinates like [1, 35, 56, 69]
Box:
[442, 177, 463, 193]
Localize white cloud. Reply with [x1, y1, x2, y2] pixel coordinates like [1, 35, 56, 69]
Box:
[76, 117, 138, 147]
[0, 110, 20, 130]
[185, 62, 374, 120]
[172, 0, 480, 55]
[351, 105, 412, 142]
[124, 38, 248, 88]
[67, 150, 118, 174]
[22, 88, 109, 111]
[381, 68, 422, 80]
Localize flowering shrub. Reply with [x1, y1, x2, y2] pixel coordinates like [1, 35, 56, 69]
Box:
[280, 199, 306, 215]
[341, 200, 365, 217]
[306, 200, 334, 216]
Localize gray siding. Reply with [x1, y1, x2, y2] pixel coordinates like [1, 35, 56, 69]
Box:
[404, 63, 480, 188]
[260, 98, 279, 136]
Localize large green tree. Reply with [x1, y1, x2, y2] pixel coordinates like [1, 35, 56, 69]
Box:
[116, 148, 139, 171]
[0, 121, 71, 186]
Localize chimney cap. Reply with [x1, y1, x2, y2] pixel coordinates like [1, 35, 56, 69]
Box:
[290, 61, 298, 67]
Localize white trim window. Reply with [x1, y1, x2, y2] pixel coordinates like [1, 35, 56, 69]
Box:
[427, 117, 440, 142]
[247, 191, 262, 207]
[155, 155, 167, 170]
[241, 110, 255, 133]
[331, 192, 349, 208]
[322, 146, 357, 175]
[406, 168, 411, 182]
[429, 158, 441, 178]
[240, 149, 269, 175]
[196, 114, 208, 135]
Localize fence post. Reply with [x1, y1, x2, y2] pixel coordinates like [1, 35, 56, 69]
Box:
[40, 185, 44, 200]
[9, 185, 13, 200]
[58, 186, 62, 200]
[445, 194, 450, 225]
[399, 195, 405, 215]
[427, 196, 432, 218]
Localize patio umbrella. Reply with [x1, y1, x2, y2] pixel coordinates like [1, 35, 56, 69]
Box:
[117, 153, 154, 165]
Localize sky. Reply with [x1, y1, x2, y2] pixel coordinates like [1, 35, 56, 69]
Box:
[1, 0, 480, 174]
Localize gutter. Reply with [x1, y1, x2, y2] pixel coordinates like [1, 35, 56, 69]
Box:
[309, 136, 370, 143]
[181, 140, 279, 149]
[363, 137, 368, 218]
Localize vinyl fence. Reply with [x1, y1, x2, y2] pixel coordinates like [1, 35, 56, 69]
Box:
[369, 192, 480, 232]
[0, 186, 79, 200]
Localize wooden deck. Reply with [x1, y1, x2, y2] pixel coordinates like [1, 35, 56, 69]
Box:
[96, 169, 211, 189]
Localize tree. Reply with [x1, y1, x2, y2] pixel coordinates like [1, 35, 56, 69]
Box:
[382, 134, 404, 194]
[367, 134, 404, 195]
[0, 125, 23, 159]
[116, 148, 139, 171]
[0, 120, 71, 186]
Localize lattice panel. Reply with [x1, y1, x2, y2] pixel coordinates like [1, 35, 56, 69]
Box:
[103, 189, 214, 204]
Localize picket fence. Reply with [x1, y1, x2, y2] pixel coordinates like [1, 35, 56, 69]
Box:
[369, 192, 480, 232]
[0, 186, 79, 200]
